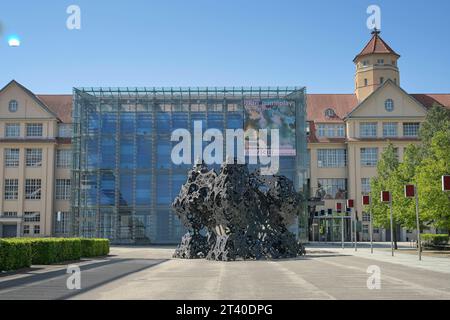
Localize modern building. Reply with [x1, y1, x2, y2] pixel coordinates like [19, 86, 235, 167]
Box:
[1, 30, 449, 242]
[71, 87, 308, 244]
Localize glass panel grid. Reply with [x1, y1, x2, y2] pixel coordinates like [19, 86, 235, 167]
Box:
[26, 148, 42, 167]
[4, 179, 19, 200]
[317, 149, 347, 168]
[25, 179, 41, 200]
[56, 179, 71, 200]
[383, 122, 398, 137]
[5, 148, 20, 167]
[360, 148, 378, 167]
[26, 123, 43, 137]
[5, 124, 20, 137]
[403, 123, 420, 137]
[360, 122, 377, 138]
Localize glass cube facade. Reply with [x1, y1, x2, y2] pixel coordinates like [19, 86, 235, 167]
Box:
[72, 87, 308, 244]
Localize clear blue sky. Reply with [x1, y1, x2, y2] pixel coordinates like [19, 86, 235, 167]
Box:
[0, 0, 449, 94]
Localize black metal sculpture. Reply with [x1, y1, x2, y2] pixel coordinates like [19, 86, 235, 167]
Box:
[172, 162, 305, 261]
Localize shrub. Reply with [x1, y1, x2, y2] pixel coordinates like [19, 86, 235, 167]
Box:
[0, 239, 32, 271]
[29, 238, 82, 265]
[421, 234, 449, 246]
[0, 238, 110, 271]
[80, 239, 110, 257]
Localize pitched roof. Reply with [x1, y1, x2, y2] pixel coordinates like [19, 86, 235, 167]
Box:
[411, 94, 450, 111]
[37, 95, 73, 123]
[306, 94, 357, 122]
[354, 30, 400, 62]
[0, 80, 61, 121]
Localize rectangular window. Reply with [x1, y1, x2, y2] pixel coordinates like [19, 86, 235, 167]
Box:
[58, 124, 72, 138]
[23, 225, 30, 235]
[5, 148, 20, 167]
[56, 179, 71, 200]
[360, 123, 377, 138]
[362, 225, 369, 234]
[361, 178, 371, 194]
[403, 123, 420, 137]
[361, 148, 378, 166]
[383, 123, 398, 137]
[54, 211, 71, 234]
[5, 123, 20, 137]
[317, 179, 347, 200]
[363, 213, 371, 222]
[24, 212, 41, 222]
[2, 212, 18, 217]
[34, 225, 41, 235]
[317, 149, 347, 168]
[26, 123, 43, 137]
[56, 149, 72, 168]
[317, 124, 346, 138]
[4, 179, 19, 200]
[25, 179, 41, 200]
[26, 149, 42, 167]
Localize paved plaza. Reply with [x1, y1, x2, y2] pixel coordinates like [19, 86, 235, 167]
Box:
[0, 244, 449, 300]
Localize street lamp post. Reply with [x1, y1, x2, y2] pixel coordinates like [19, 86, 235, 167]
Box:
[381, 191, 394, 257]
[405, 184, 422, 261]
[347, 199, 356, 252]
[337, 203, 344, 249]
[362, 195, 373, 254]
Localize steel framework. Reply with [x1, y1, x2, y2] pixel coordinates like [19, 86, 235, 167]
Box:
[71, 87, 308, 244]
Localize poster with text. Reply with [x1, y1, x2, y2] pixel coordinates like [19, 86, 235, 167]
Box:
[244, 99, 296, 156]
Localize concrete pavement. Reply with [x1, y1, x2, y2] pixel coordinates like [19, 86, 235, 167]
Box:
[1, 246, 449, 300]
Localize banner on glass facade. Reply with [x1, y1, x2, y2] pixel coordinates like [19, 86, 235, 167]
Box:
[244, 99, 296, 156]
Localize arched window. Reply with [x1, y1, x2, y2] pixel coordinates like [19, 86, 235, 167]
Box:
[385, 99, 394, 112]
[9, 100, 18, 113]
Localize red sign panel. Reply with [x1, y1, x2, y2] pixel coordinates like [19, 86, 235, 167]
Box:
[362, 195, 370, 206]
[336, 203, 342, 212]
[443, 176, 450, 192]
[347, 199, 354, 208]
[381, 191, 391, 203]
[405, 185, 416, 198]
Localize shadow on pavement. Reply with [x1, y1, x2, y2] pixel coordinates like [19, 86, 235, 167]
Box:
[0, 258, 168, 300]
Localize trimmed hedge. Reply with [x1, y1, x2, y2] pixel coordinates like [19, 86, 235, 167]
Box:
[29, 238, 82, 265]
[0, 238, 110, 272]
[0, 239, 32, 271]
[80, 239, 110, 258]
[421, 234, 449, 246]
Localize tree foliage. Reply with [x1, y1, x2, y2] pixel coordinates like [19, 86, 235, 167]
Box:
[370, 106, 450, 234]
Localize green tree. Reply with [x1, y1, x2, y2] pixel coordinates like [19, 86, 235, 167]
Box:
[416, 130, 450, 233]
[370, 143, 401, 248]
[419, 104, 450, 150]
[394, 144, 422, 230]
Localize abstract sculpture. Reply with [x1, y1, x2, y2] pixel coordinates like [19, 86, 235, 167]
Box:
[172, 161, 305, 261]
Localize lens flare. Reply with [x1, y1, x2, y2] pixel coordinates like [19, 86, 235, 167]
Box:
[8, 35, 21, 47]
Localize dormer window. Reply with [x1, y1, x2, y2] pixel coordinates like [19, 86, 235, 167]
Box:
[8, 100, 18, 113]
[324, 108, 336, 118]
